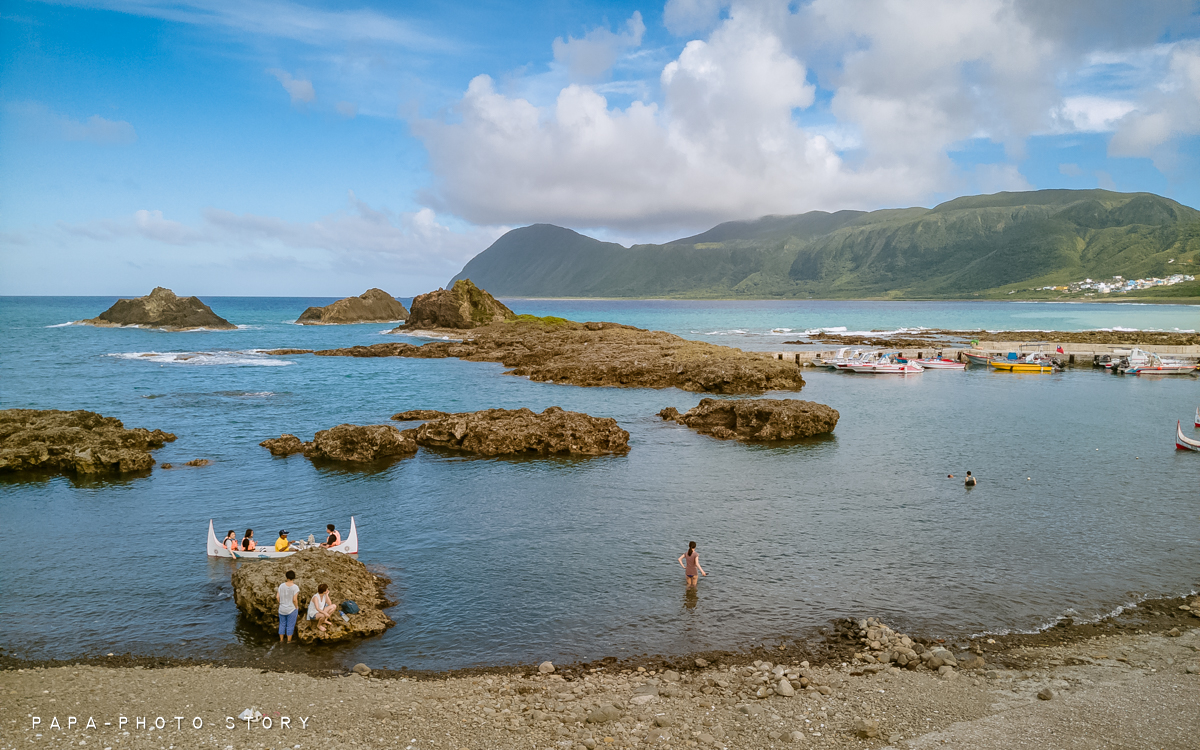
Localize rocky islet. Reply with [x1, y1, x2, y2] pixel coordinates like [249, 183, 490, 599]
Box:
[78, 286, 236, 330]
[295, 288, 409, 325]
[260, 424, 417, 462]
[658, 398, 840, 441]
[401, 278, 515, 329]
[0, 408, 176, 475]
[398, 406, 630, 456]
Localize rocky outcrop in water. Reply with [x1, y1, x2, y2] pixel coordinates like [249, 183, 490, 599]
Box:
[79, 287, 236, 330]
[404, 407, 629, 456]
[391, 409, 456, 421]
[0, 409, 176, 475]
[296, 289, 409, 325]
[659, 398, 839, 440]
[230, 549, 394, 644]
[401, 279, 515, 329]
[260, 424, 417, 462]
[301, 317, 806, 394]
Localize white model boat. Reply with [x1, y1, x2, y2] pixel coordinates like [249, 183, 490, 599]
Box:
[915, 357, 966, 370]
[1177, 421, 1200, 451]
[207, 518, 358, 558]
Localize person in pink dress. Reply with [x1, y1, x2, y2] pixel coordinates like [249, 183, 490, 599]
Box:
[677, 541, 707, 588]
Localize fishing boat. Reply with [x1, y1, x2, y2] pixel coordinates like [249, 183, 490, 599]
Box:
[989, 360, 1056, 373]
[915, 357, 966, 370]
[847, 355, 924, 374]
[1177, 421, 1200, 451]
[1120, 352, 1196, 375]
[963, 351, 992, 366]
[207, 518, 358, 558]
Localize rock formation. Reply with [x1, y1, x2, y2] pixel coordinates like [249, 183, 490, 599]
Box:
[230, 549, 394, 644]
[0, 409, 176, 475]
[295, 288, 409, 325]
[658, 398, 839, 440]
[403, 406, 629, 456]
[297, 316, 806, 394]
[401, 279, 515, 329]
[79, 287, 236, 330]
[260, 424, 417, 462]
[391, 409, 456, 421]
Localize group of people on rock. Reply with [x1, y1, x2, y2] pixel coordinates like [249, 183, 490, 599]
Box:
[220, 524, 344, 554]
[276, 570, 339, 642]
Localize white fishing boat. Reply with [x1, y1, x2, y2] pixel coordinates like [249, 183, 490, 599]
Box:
[915, 357, 966, 370]
[207, 518, 358, 558]
[847, 355, 924, 374]
[963, 350, 992, 366]
[1121, 352, 1196, 375]
[1177, 421, 1200, 452]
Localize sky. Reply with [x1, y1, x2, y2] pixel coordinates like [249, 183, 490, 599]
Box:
[1, 0, 1199, 296]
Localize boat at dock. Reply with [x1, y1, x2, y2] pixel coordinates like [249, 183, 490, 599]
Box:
[1177, 421, 1200, 451]
[963, 351, 993, 366]
[845, 354, 924, 373]
[1118, 351, 1196, 375]
[915, 357, 966, 370]
[207, 518, 358, 558]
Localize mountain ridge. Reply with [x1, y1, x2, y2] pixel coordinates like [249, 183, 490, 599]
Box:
[451, 190, 1200, 299]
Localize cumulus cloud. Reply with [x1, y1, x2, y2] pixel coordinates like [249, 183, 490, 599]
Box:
[1109, 41, 1200, 160]
[663, 0, 729, 36]
[267, 68, 316, 104]
[552, 12, 645, 80]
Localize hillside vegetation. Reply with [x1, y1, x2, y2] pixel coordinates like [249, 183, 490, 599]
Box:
[451, 190, 1200, 299]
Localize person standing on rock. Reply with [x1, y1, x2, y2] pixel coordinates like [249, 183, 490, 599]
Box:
[678, 541, 706, 588]
[277, 570, 300, 643]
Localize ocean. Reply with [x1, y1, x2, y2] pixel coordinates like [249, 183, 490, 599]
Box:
[1, 296, 1198, 670]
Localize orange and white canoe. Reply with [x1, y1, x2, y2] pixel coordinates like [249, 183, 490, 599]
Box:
[207, 518, 358, 558]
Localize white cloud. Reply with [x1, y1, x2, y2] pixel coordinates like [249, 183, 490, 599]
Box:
[57, 193, 505, 276]
[336, 101, 358, 118]
[971, 163, 1034, 194]
[663, 0, 729, 36]
[5, 101, 137, 144]
[1053, 96, 1137, 132]
[1110, 41, 1200, 160]
[552, 12, 645, 80]
[267, 68, 316, 105]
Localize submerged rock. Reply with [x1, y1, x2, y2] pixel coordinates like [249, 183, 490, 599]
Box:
[230, 549, 394, 644]
[260, 425, 417, 462]
[401, 278, 515, 329]
[659, 398, 839, 440]
[296, 288, 409, 325]
[79, 287, 236, 330]
[412, 407, 629, 456]
[0, 409, 176, 475]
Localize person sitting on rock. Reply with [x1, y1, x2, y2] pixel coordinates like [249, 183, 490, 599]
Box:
[222, 530, 239, 552]
[321, 524, 341, 549]
[274, 530, 293, 552]
[241, 528, 256, 551]
[964, 471, 977, 487]
[307, 583, 338, 632]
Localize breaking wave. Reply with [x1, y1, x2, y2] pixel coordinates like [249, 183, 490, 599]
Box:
[107, 351, 294, 367]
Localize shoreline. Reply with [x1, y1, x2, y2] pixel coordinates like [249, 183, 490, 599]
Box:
[4, 592, 1194, 681]
[4, 595, 1196, 750]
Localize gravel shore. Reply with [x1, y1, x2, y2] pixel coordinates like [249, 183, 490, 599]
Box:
[5, 600, 1198, 750]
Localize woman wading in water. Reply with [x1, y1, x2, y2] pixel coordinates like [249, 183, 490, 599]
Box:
[678, 541, 706, 588]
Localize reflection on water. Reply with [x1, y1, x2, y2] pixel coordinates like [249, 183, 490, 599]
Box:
[1, 296, 1198, 670]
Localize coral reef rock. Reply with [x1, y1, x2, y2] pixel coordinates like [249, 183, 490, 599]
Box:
[0, 409, 176, 475]
[411, 406, 629, 456]
[308, 316, 806, 395]
[79, 287, 236, 330]
[296, 288, 409, 325]
[231, 549, 394, 644]
[659, 398, 839, 440]
[260, 425, 417, 462]
[401, 279, 515, 329]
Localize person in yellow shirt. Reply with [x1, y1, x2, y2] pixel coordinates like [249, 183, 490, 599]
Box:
[274, 530, 293, 552]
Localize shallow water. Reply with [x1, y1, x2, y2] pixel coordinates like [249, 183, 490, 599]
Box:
[1, 297, 1198, 670]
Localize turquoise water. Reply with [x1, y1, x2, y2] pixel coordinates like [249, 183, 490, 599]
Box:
[1, 297, 1198, 670]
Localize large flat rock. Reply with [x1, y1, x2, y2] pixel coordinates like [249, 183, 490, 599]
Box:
[230, 549, 394, 643]
[0, 409, 176, 475]
[659, 398, 839, 440]
[402, 406, 629, 456]
[260, 424, 417, 462]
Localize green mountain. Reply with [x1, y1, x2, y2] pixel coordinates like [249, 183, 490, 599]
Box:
[451, 190, 1200, 299]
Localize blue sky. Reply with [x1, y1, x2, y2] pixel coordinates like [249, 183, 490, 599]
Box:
[2, 0, 1199, 295]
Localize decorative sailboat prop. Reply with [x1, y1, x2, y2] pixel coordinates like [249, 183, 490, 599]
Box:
[207, 517, 358, 558]
[1195, 407, 1199, 428]
[1177, 421, 1200, 452]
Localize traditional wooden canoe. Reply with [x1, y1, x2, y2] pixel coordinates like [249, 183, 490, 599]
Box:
[207, 518, 358, 558]
[1195, 407, 1199, 428]
[1178, 421, 1200, 452]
